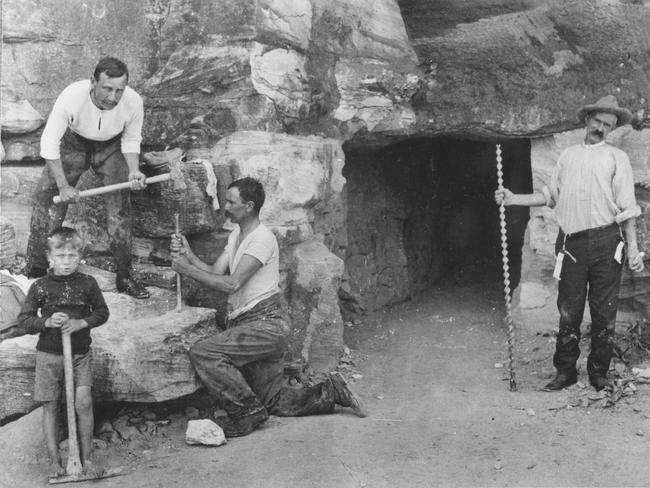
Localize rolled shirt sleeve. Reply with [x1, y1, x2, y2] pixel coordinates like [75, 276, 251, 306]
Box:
[612, 149, 641, 223]
[540, 159, 561, 209]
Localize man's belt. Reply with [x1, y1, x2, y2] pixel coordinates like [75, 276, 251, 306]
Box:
[70, 131, 122, 152]
[562, 222, 619, 239]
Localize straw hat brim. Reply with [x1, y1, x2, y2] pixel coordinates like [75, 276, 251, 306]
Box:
[577, 104, 632, 126]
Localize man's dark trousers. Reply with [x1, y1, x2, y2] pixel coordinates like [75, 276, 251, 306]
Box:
[553, 224, 624, 380]
[26, 129, 133, 276]
[189, 294, 337, 418]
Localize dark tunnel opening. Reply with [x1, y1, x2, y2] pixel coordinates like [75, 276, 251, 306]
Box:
[343, 137, 533, 311]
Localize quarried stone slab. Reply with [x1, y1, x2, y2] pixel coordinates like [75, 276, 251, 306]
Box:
[285, 240, 344, 371]
[0, 287, 217, 423]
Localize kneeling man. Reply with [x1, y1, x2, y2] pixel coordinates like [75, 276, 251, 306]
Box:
[171, 177, 366, 437]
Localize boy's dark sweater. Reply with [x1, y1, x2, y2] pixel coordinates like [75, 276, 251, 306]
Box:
[17, 271, 109, 355]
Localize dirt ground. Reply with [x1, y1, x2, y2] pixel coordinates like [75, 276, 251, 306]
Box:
[2, 281, 650, 488]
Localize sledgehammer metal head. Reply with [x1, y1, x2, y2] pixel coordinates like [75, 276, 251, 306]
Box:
[143, 148, 186, 191]
[168, 158, 187, 191]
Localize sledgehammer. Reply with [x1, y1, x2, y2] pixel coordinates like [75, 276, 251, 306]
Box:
[53, 152, 187, 204]
[48, 333, 125, 484]
[52, 173, 171, 204]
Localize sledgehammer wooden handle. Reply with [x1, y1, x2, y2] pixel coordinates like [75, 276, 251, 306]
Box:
[62, 332, 83, 476]
[53, 173, 171, 204]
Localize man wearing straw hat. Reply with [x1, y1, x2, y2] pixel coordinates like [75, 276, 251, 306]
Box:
[495, 95, 645, 392]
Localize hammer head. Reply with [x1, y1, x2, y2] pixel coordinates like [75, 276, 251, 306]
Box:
[143, 149, 187, 191]
[168, 158, 187, 191]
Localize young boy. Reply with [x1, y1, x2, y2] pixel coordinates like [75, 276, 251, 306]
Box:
[17, 227, 109, 479]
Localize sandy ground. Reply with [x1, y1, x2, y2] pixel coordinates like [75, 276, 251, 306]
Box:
[1, 281, 650, 488]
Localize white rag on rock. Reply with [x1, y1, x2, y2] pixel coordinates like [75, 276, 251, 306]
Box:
[0, 269, 34, 295]
[198, 159, 220, 210]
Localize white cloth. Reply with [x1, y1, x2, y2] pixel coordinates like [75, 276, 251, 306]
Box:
[200, 159, 220, 210]
[541, 141, 640, 234]
[225, 224, 279, 320]
[40, 80, 144, 160]
[0, 270, 34, 295]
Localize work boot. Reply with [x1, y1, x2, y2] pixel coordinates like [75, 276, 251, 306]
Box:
[542, 371, 577, 392]
[116, 274, 150, 299]
[328, 372, 367, 417]
[213, 406, 269, 438]
[589, 375, 613, 392]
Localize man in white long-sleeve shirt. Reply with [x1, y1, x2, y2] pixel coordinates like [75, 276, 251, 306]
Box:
[25, 57, 150, 298]
[495, 95, 645, 392]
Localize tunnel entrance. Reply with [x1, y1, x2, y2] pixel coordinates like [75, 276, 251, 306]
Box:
[343, 137, 532, 312]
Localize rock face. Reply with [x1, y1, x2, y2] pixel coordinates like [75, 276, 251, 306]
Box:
[0, 90, 44, 135]
[0, 165, 42, 255]
[2, 0, 650, 151]
[403, 1, 650, 139]
[1, 0, 419, 155]
[0, 218, 17, 267]
[0, 287, 216, 423]
[2, 0, 650, 394]
[199, 131, 346, 234]
[285, 240, 345, 371]
[0, 335, 36, 422]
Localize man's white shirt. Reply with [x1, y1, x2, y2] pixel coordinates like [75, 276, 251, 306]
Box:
[225, 224, 280, 320]
[40, 79, 143, 160]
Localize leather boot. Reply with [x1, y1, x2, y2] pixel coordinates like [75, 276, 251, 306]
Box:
[589, 375, 613, 392]
[116, 274, 150, 299]
[543, 371, 577, 391]
[328, 372, 367, 417]
[212, 406, 269, 437]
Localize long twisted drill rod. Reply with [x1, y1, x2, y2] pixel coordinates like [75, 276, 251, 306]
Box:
[174, 213, 182, 312]
[496, 144, 517, 392]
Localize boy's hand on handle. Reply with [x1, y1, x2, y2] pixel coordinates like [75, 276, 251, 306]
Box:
[494, 188, 514, 206]
[61, 319, 88, 334]
[46, 312, 70, 328]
